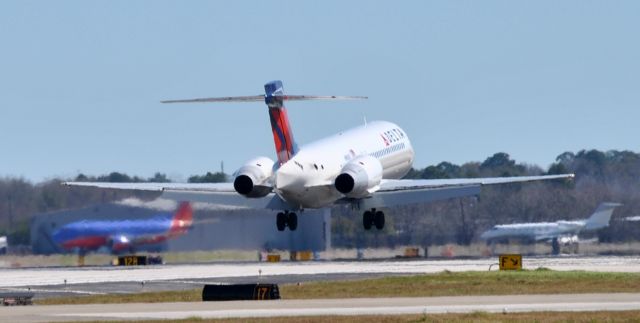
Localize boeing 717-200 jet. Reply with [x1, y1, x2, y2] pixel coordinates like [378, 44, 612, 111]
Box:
[64, 81, 573, 231]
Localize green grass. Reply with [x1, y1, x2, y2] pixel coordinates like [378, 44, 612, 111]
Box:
[281, 269, 640, 299]
[37, 270, 640, 305]
[37, 289, 203, 305]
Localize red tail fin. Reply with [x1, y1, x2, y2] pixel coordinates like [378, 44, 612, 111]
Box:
[265, 81, 298, 165]
[170, 201, 193, 235]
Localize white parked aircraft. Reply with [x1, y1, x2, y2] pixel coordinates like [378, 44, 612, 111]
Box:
[480, 202, 621, 254]
[64, 81, 574, 231]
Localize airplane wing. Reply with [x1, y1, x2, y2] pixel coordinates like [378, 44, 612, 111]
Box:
[62, 181, 292, 210]
[62, 182, 237, 192]
[63, 173, 572, 210]
[377, 174, 574, 192]
[354, 174, 574, 209]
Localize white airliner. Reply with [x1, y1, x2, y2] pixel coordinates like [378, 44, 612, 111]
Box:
[64, 81, 573, 231]
[480, 202, 621, 253]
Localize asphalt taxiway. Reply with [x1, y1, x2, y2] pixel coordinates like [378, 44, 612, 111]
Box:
[1, 256, 639, 299]
[1, 293, 639, 322]
[3, 256, 640, 288]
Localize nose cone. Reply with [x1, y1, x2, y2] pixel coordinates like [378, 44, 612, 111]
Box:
[480, 229, 496, 240]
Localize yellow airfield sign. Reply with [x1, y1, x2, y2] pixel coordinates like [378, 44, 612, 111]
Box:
[499, 254, 522, 270]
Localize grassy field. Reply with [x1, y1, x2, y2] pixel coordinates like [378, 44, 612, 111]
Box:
[282, 268, 640, 299]
[37, 269, 640, 305]
[64, 311, 640, 323]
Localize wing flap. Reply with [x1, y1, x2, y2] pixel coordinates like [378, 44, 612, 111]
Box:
[379, 174, 574, 192]
[349, 185, 481, 209]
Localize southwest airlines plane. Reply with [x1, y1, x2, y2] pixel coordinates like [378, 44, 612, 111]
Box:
[52, 202, 193, 254]
[64, 81, 573, 232]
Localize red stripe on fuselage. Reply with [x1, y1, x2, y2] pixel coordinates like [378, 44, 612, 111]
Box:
[111, 235, 169, 252]
[61, 236, 108, 250]
[268, 106, 296, 164]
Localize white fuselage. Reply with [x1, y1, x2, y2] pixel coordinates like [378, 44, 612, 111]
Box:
[273, 121, 414, 209]
[480, 220, 586, 242]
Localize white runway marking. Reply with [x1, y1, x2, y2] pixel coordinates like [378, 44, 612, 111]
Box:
[1, 256, 639, 288]
[0, 287, 106, 295]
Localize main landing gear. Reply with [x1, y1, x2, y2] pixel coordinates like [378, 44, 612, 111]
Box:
[276, 211, 298, 231]
[362, 208, 385, 230]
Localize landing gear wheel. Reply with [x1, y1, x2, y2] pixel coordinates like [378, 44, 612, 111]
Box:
[363, 211, 373, 230]
[276, 212, 286, 231]
[374, 211, 385, 230]
[288, 212, 298, 231]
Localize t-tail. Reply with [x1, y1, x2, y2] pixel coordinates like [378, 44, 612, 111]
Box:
[169, 201, 193, 236]
[161, 80, 367, 166]
[264, 81, 298, 164]
[584, 202, 621, 231]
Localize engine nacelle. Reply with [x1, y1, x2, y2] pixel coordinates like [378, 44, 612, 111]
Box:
[334, 155, 383, 198]
[233, 156, 276, 198]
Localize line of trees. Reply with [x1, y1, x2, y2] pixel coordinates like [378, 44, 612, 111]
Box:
[73, 171, 228, 183]
[1, 150, 639, 247]
[0, 171, 228, 245]
[332, 150, 640, 247]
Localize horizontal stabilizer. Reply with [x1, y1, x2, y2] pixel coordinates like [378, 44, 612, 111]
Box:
[161, 95, 367, 104]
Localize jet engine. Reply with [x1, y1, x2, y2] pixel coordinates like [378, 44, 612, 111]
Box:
[233, 156, 276, 198]
[334, 155, 383, 198]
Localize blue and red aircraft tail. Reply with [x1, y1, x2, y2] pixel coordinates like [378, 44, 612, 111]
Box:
[161, 81, 366, 166]
[264, 81, 298, 165]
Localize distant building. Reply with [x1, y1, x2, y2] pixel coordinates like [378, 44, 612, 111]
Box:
[30, 199, 330, 255]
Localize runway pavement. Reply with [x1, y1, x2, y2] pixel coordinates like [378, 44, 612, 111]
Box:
[2, 256, 639, 289]
[0, 256, 639, 300]
[1, 293, 639, 322]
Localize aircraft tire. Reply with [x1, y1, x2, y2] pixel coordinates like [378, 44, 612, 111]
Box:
[276, 212, 286, 231]
[374, 211, 385, 230]
[288, 212, 298, 231]
[363, 211, 373, 230]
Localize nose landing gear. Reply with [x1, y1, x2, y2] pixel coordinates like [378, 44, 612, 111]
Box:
[363, 208, 385, 230]
[276, 211, 298, 231]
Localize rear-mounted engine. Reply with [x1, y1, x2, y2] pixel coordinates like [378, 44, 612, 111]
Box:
[334, 155, 382, 198]
[233, 157, 276, 198]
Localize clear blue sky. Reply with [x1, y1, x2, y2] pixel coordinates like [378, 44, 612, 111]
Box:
[1, 1, 638, 182]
